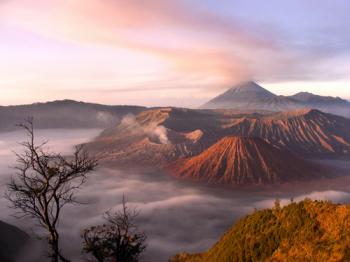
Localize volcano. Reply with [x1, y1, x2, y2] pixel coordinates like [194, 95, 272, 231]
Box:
[201, 81, 350, 117]
[201, 81, 299, 111]
[168, 136, 323, 185]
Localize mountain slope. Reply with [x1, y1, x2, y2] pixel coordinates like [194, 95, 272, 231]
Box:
[168, 136, 323, 185]
[203, 81, 275, 103]
[0, 221, 29, 262]
[227, 109, 350, 156]
[201, 81, 301, 111]
[86, 108, 223, 166]
[0, 100, 145, 131]
[171, 200, 350, 262]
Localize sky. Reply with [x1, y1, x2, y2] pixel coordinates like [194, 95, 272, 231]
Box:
[0, 0, 349, 107]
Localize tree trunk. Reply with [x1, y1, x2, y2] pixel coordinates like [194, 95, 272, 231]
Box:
[49, 236, 59, 262]
[49, 230, 70, 262]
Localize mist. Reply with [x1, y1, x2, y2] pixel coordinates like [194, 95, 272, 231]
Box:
[1, 129, 350, 261]
[120, 114, 169, 144]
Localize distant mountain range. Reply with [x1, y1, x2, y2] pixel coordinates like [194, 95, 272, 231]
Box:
[201, 81, 350, 117]
[0, 100, 145, 132]
[0, 82, 349, 132]
[171, 200, 350, 262]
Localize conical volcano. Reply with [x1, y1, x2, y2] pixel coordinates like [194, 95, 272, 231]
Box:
[201, 81, 299, 111]
[168, 136, 323, 185]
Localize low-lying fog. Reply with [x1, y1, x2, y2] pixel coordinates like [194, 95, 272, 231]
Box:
[1, 129, 350, 261]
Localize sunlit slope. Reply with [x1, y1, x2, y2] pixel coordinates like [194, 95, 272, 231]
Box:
[171, 200, 350, 262]
[168, 136, 323, 185]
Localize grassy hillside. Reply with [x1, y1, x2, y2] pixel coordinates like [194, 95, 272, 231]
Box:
[171, 200, 350, 262]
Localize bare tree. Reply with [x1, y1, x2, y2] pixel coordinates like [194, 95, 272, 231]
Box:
[82, 196, 147, 262]
[5, 118, 98, 262]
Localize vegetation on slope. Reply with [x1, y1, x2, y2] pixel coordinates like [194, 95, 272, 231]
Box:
[171, 200, 350, 262]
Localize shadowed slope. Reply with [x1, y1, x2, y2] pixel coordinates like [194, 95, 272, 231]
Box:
[289, 92, 350, 117]
[0, 221, 29, 262]
[168, 136, 323, 185]
[290, 92, 349, 105]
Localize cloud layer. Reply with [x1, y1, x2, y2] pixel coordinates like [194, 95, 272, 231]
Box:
[1, 129, 350, 261]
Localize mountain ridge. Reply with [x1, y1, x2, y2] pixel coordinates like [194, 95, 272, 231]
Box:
[0, 100, 146, 131]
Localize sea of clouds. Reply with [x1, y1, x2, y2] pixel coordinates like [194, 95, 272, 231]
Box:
[0, 129, 350, 261]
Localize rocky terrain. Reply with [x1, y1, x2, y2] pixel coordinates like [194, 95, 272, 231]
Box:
[86, 108, 224, 166]
[225, 109, 350, 156]
[167, 136, 324, 185]
[87, 107, 350, 165]
[85, 105, 350, 185]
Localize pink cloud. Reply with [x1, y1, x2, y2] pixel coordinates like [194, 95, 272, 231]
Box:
[1, 0, 280, 83]
[1, 0, 345, 106]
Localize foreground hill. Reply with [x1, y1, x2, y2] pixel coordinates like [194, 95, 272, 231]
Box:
[171, 200, 350, 262]
[0, 100, 145, 131]
[168, 136, 323, 185]
[0, 221, 29, 262]
[201, 81, 350, 117]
